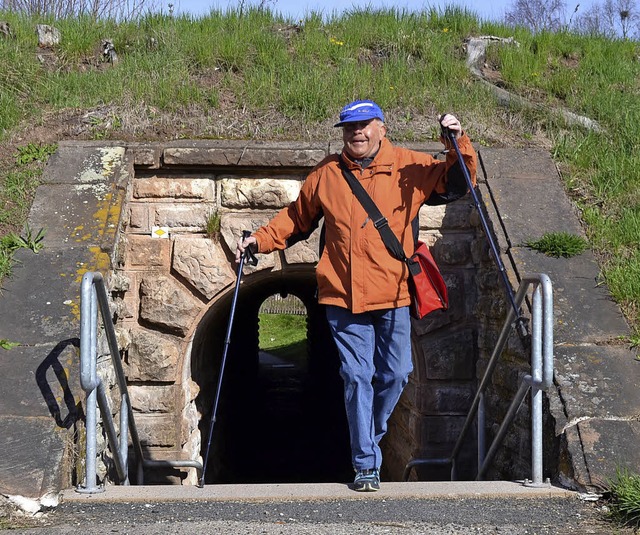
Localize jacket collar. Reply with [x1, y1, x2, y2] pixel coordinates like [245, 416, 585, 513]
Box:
[341, 138, 395, 175]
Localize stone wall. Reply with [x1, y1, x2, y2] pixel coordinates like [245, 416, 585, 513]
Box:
[104, 139, 529, 484]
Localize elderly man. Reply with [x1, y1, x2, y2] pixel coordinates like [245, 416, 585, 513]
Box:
[236, 99, 477, 491]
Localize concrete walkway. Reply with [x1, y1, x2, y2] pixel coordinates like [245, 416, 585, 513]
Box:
[8, 481, 624, 534]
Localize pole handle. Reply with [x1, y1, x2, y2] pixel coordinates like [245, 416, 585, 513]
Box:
[241, 230, 258, 267]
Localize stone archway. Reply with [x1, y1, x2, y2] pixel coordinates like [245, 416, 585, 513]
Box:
[112, 140, 484, 486]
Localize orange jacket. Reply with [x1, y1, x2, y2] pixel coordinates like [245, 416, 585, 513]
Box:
[254, 135, 477, 313]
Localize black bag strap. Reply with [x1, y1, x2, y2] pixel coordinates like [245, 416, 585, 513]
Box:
[338, 158, 421, 276]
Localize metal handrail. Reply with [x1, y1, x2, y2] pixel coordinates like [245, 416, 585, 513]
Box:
[77, 272, 202, 493]
[403, 273, 553, 485]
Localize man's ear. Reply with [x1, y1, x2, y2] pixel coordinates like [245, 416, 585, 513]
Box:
[380, 122, 387, 137]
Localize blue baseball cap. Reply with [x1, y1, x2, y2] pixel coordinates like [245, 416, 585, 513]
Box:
[334, 99, 385, 127]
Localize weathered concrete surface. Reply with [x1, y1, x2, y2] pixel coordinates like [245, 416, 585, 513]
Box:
[0, 140, 638, 511]
[0, 143, 130, 507]
[480, 147, 640, 490]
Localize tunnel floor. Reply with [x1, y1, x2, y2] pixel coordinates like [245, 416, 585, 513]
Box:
[200, 336, 353, 485]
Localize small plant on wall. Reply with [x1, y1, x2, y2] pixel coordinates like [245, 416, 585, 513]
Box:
[524, 231, 589, 258]
[205, 210, 222, 242]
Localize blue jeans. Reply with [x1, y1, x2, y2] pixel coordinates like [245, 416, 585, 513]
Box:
[325, 305, 413, 471]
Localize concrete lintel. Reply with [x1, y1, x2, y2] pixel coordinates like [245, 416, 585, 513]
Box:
[43, 145, 126, 185]
[162, 141, 329, 167]
[0, 248, 93, 344]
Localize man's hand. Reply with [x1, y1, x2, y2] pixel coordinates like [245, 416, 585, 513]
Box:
[438, 113, 462, 139]
[235, 235, 257, 264]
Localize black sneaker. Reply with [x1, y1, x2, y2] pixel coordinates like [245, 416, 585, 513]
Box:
[353, 468, 380, 492]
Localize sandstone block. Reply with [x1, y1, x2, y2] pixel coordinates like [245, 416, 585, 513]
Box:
[419, 202, 473, 230]
[128, 204, 149, 230]
[134, 413, 177, 447]
[417, 383, 476, 415]
[219, 177, 301, 209]
[125, 328, 182, 382]
[132, 147, 161, 168]
[139, 276, 202, 336]
[420, 415, 466, 445]
[420, 330, 475, 380]
[129, 384, 176, 413]
[154, 204, 210, 229]
[475, 295, 506, 320]
[134, 178, 215, 200]
[220, 212, 279, 272]
[432, 235, 473, 266]
[163, 143, 326, 167]
[282, 225, 322, 265]
[124, 235, 171, 267]
[172, 236, 236, 300]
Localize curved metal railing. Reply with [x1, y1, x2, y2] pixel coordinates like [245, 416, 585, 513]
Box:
[78, 271, 202, 493]
[404, 273, 554, 486]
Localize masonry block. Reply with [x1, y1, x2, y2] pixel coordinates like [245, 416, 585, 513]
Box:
[134, 178, 215, 200]
[419, 201, 474, 230]
[420, 415, 467, 446]
[139, 276, 202, 337]
[163, 141, 326, 167]
[420, 330, 475, 380]
[132, 146, 161, 168]
[417, 382, 476, 415]
[153, 203, 210, 229]
[129, 384, 177, 413]
[128, 203, 149, 230]
[124, 235, 171, 267]
[220, 177, 302, 209]
[172, 236, 236, 300]
[125, 328, 182, 382]
[134, 413, 178, 447]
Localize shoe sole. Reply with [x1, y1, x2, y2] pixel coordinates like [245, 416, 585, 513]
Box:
[354, 481, 379, 492]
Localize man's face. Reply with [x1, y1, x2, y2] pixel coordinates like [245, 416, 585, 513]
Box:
[342, 119, 387, 159]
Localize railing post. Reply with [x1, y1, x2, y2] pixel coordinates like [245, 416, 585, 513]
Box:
[77, 275, 103, 493]
[120, 395, 129, 485]
[477, 392, 486, 473]
[529, 282, 543, 486]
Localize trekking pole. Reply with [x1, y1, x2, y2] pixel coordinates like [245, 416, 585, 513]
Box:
[443, 126, 527, 337]
[198, 230, 258, 488]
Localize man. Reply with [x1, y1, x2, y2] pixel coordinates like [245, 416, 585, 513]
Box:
[236, 99, 477, 491]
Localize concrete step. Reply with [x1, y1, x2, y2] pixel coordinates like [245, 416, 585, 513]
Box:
[15, 481, 615, 535]
[61, 480, 574, 504]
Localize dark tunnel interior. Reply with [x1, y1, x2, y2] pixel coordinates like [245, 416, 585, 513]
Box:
[192, 268, 353, 484]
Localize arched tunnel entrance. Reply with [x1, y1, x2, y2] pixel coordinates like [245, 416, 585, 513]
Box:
[191, 268, 352, 484]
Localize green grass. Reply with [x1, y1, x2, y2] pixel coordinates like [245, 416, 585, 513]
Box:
[608, 469, 640, 529]
[525, 232, 589, 258]
[0, 143, 55, 283]
[259, 313, 307, 361]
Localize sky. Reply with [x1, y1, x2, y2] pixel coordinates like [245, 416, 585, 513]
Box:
[170, 0, 595, 23]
